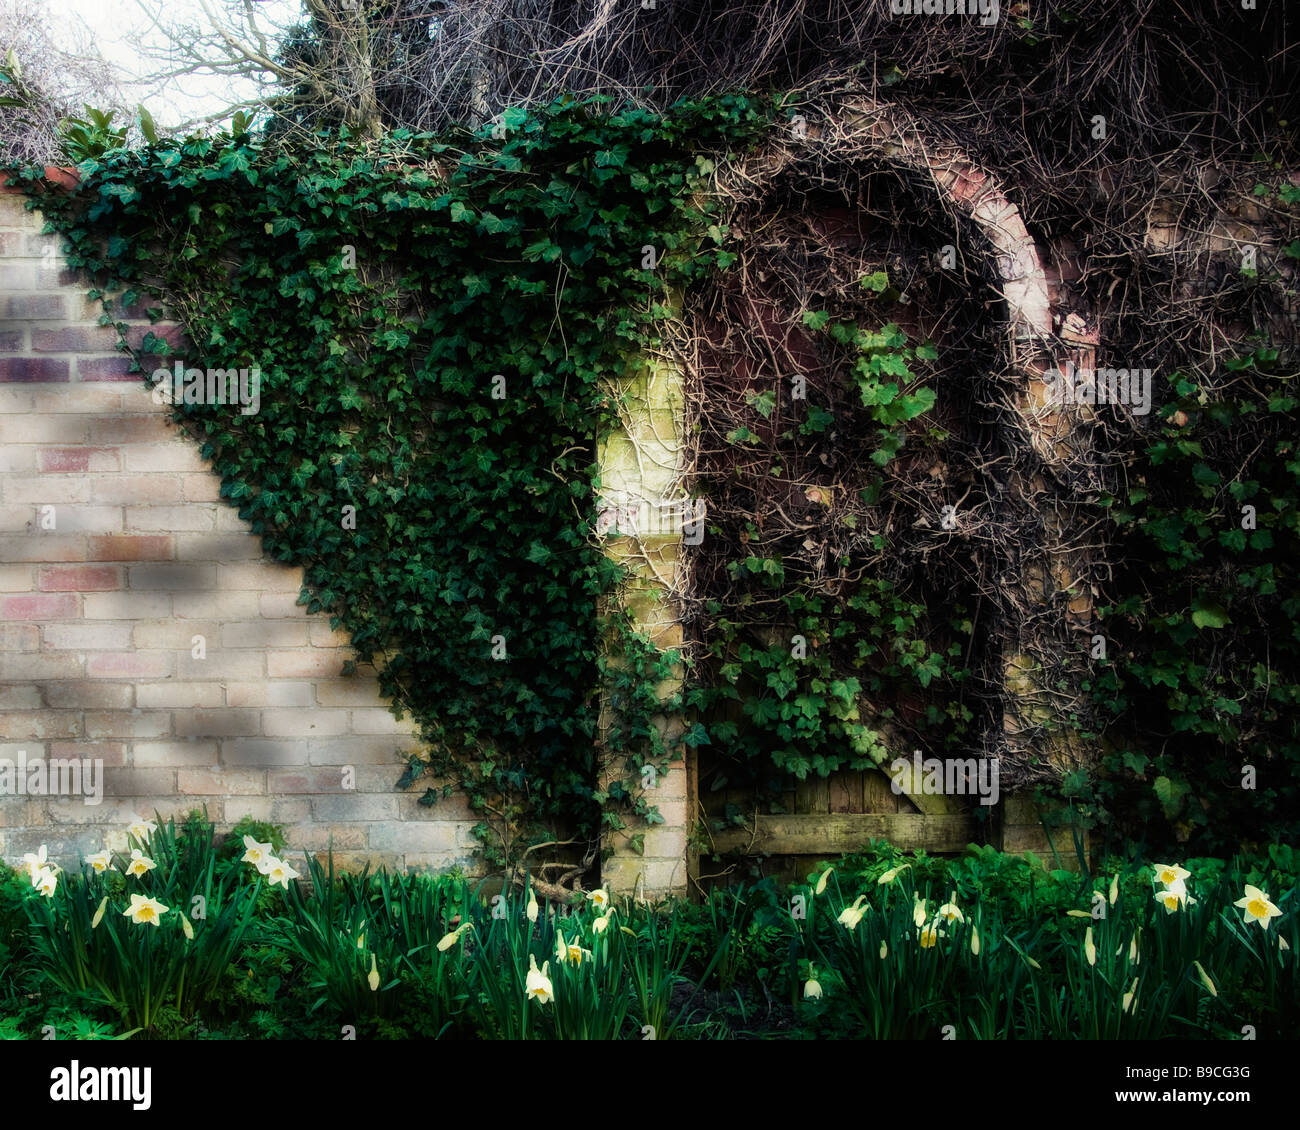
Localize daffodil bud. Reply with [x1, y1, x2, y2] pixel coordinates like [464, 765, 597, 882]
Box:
[1084, 926, 1096, 967]
[970, 926, 980, 956]
[91, 896, 108, 929]
[180, 913, 194, 941]
[368, 954, 380, 992]
[1192, 960, 1217, 998]
[815, 867, 832, 895]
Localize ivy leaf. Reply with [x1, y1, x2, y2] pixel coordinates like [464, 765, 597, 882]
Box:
[1190, 597, 1230, 629]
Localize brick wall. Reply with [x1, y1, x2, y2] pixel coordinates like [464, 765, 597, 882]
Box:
[0, 185, 480, 874]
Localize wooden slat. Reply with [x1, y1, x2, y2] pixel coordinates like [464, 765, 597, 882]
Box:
[808, 775, 830, 814]
[883, 758, 965, 816]
[828, 772, 852, 814]
[863, 770, 899, 814]
[710, 813, 977, 855]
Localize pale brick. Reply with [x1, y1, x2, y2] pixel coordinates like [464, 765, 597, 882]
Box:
[82, 711, 171, 739]
[5, 475, 90, 503]
[308, 736, 419, 765]
[0, 624, 40, 650]
[368, 821, 457, 853]
[92, 476, 183, 505]
[30, 505, 123, 533]
[125, 505, 216, 532]
[0, 653, 80, 680]
[127, 563, 216, 590]
[266, 682, 314, 707]
[259, 593, 308, 618]
[261, 708, 349, 737]
[268, 797, 311, 824]
[176, 768, 265, 796]
[89, 416, 174, 444]
[83, 592, 171, 619]
[50, 741, 126, 768]
[0, 415, 88, 444]
[0, 447, 35, 472]
[0, 711, 81, 739]
[87, 534, 173, 561]
[179, 475, 222, 502]
[131, 739, 219, 767]
[268, 650, 351, 678]
[215, 507, 252, 531]
[124, 444, 210, 473]
[0, 535, 87, 562]
[174, 534, 261, 560]
[44, 683, 133, 710]
[218, 562, 303, 591]
[173, 709, 260, 737]
[223, 681, 270, 707]
[224, 796, 273, 823]
[172, 591, 258, 619]
[0, 685, 41, 709]
[175, 652, 264, 680]
[267, 767, 353, 794]
[309, 621, 353, 647]
[136, 683, 225, 709]
[348, 708, 414, 735]
[31, 388, 127, 415]
[86, 652, 172, 679]
[295, 823, 369, 850]
[132, 621, 217, 649]
[221, 620, 308, 648]
[220, 738, 307, 767]
[101, 768, 177, 797]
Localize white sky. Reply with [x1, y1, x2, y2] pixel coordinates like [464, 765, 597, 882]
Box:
[41, 0, 302, 128]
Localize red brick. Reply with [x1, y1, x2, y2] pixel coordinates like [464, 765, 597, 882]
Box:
[0, 593, 79, 619]
[123, 324, 186, 352]
[78, 357, 138, 381]
[0, 332, 21, 351]
[85, 652, 171, 678]
[32, 327, 120, 352]
[0, 358, 69, 382]
[2, 295, 66, 318]
[39, 565, 121, 591]
[87, 535, 173, 561]
[38, 447, 121, 473]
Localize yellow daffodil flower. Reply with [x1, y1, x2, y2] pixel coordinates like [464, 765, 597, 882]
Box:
[1084, 926, 1096, 967]
[241, 835, 273, 868]
[587, 888, 610, 911]
[525, 954, 553, 1005]
[124, 849, 156, 878]
[368, 954, 380, 992]
[1154, 886, 1196, 913]
[837, 894, 869, 931]
[937, 902, 963, 925]
[32, 866, 57, 898]
[22, 846, 51, 882]
[263, 857, 300, 890]
[1234, 885, 1283, 930]
[126, 819, 157, 843]
[815, 867, 833, 895]
[877, 864, 910, 886]
[86, 850, 115, 874]
[122, 893, 168, 926]
[91, 897, 108, 929]
[803, 968, 822, 999]
[919, 922, 944, 949]
[1152, 863, 1190, 887]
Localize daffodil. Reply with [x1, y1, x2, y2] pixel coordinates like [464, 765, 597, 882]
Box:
[970, 925, 980, 956]
[368, 954, 380, 992]
[1193, 960, 1217, 998]
[86, 850, 115, 874]
[180, 913, 194, 941]
[815, 867, 833, 895]
[263, 857, 300, 890]
[1154, 886, 1194, 913]
[620, 926, 636, 937]
[526, 892, 539, 923]
[1280, 935, 1291, 952]
[91, 897, 108, 929]
[1121, 976, 1139, 1014]
[918, 922, 944, 949]
[1234, 885, 1283, 930]
[837, 894, 869, 931]
[1084, 926, 1096, 967]
[1152, 863, 1190, 888]
[1129, 930, 1140, 965]
[587, 888, 610, 911]
[1109, 873, 1119, 906]
[1066, 909, 1092, 919]
[126, 818, 157, 843]
[525, 954, 553, 1005]
[122, 893, 168, 926]
[241, 835, 273, 868]
[22, 846, 51, 882]
[124, 849, 156, 878]
[913, 897, 928, 929]
[32, 866, 57, 898]
[937, 902, 964, 925]
[877, 864, 910, 886]
[592, 915, 610, 934]
[803, 968, 822, 999]
[436, 922, 472, 952]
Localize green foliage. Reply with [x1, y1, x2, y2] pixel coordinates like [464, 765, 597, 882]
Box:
[12, 93, 772, 861]
[1084, 346, 1300, 853]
